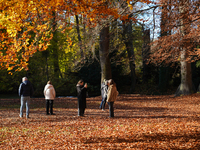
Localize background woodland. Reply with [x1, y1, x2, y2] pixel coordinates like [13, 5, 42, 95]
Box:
[0, 0, 200, 97]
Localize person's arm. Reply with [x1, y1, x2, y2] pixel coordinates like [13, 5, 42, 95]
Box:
[53, 87, 56, 98]
[106, 87, 112, 102]
[18, 83, 22, 97]
[77, 85, 86, 95]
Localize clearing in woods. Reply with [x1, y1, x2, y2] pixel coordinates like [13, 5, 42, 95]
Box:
[0, 94, 200, 149]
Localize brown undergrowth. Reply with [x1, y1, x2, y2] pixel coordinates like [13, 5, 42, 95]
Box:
[0, 94, 200, 149]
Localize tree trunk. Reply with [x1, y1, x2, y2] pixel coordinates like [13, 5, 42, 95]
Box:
[51, 11, 62, 78]
[123, 20, 136, 93]
[158, 2, 171, 91]
[159, 66, 169, 91]
[175, 0, 195, 96]
[75, 15, 84, 58]
[142, 29, 151, 83]
[175, 50, 195, 96]
[99, 26, 112, 81]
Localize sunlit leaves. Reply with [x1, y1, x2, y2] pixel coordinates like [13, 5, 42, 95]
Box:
[150, 0, 200, 65]
[0, 0, 154, 72]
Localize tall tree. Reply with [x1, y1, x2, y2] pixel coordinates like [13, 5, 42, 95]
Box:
[150, 0, 200, 96]
[99, 26, 112, 81]
[142, 29, 151, 83]
[122, 18, 136, 92]
[75, 15, 84, 58]
[158, 0, 171, 91]
[50, 11, 62, 78]
[175, 0, 194, 96]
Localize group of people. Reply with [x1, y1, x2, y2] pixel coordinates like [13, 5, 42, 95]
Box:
[76, 79, 118, 118]
[19, 77, 56, 118]
[18, 77, 118, 118]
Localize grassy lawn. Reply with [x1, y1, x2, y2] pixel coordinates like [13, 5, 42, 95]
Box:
[0, 94, 200, 149]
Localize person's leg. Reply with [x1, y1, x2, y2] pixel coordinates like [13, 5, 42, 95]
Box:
[99, 98, 104, 109]
[25, 97, 30, 118]
[46, 100, 50, 115]
[20, 97, 25, 117]
[50, 100, 54, 115]
[102, 97, 107, 110]
[108, 102, 114, 117]
[78, 108, 84, 116]
[78, 108, 81, 116]
[82, 108, 85, 116]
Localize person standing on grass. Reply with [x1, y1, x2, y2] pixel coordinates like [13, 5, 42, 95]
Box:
[76, 79, 87, 116]
[44, 81, 56, 115]
[19, 77, 34, 119]
[106, 79, 118, 118]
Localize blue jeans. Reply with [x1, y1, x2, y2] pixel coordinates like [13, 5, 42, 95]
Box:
[20, 96, 30, 117]
[100, 97, 107, 109]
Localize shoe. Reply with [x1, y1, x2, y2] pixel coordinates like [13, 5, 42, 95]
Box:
[102, 109, 105, 111]
[46, 113, 50, 115]
[50, 113, 55, 115]
[26, 116, 29, 119]
[19, 115, 22, 118]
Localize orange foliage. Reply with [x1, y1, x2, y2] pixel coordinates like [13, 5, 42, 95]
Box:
[0, 0, 154, 72]
[150, 0, 200, 65]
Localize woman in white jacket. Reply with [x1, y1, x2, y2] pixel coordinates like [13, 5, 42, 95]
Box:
[44, 81, 56, 115]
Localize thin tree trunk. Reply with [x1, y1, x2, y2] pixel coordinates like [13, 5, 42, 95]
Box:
[159, 66, 169, 91]
[123, 20, 136, 93]
[99, 26, 112, 81]
[51, 11, 62, 78]
[142, 29, 150, 83]
[158, 1, 170, 91]
[75, 15, 84, 58]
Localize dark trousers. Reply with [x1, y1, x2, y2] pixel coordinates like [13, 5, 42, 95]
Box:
[108, 102, 114, 117]
[46, 100, 54, 115]
[78, 108, 85, 116]
[102, 97, 107, 109]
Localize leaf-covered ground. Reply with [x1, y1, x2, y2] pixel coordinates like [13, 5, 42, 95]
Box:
[0, 94, 200, 149]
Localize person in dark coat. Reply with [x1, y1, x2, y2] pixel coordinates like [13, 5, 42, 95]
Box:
[76, 79, 87, 116]
[18, 77, 34, 118]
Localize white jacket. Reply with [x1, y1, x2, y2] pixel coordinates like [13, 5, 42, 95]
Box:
[44, 84, 56, 100]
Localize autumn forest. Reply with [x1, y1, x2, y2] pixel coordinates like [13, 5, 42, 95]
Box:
[1, 0, 200, 149]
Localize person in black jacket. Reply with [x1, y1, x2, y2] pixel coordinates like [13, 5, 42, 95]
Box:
[76, 79, 87, 116]
[18, 77, 34, 118]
